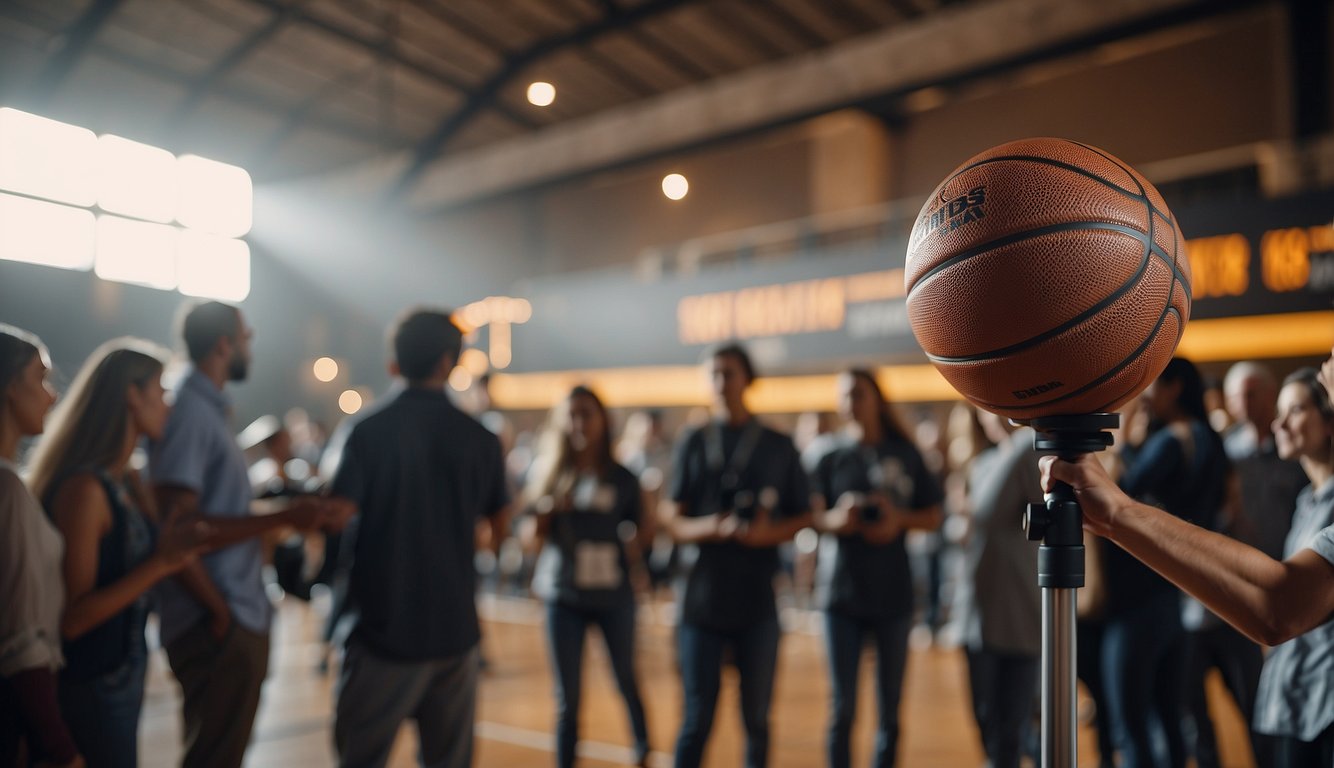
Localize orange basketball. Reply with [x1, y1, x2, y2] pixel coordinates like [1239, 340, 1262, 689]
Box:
[905, 138, 1191, 421]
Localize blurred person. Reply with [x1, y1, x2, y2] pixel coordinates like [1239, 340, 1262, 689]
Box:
[1102, 358, 1230, 768]
[617, 409, 678, 594]
[796, 410, 840, 473]
[326, 308, 509, 768]
[519, 386, 651, 768]
[0, 325, 80, 768]
[1043, 356, 1334, 767]
[26, 339, 210, 767]
[662, 343, 811, 768]
[150, 301, 349, 768]
[1204, 375, 1231, 434]
[810, 370, 943, 768]
[952, 409, 1041, 768]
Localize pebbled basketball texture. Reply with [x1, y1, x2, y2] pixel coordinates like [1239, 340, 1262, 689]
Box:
[904, 137, 1191, 421]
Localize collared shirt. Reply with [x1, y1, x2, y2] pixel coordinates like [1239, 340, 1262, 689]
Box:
[1253, 478, 1334, 741]
[329, 386, 508, 661]
[150, 368, 268, 645]
[0, 459, 64, 675]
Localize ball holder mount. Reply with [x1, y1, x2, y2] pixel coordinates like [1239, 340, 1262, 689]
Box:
[1022, 413, 1119, 768]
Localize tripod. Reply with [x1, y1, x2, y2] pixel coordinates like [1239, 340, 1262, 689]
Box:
[1023, 413, 1119, 768]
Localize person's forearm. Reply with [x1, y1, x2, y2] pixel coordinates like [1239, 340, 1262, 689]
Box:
[1108, 501, 1323, 645]
[199, 508, 301, 549]
[901, 504, 943, 532]
[62, 558, 172, 639]
[668, 514, 720, 544]
[746, 511, 812, 547]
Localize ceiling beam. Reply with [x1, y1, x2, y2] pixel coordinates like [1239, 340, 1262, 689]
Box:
[401, 0, 1254, 210]
[27, 0, 125, 105]
[389, 0, 695, 198]
[166, 7, 293, 127]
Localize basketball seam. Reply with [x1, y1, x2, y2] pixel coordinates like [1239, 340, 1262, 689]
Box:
[922, 225, 1154, 363]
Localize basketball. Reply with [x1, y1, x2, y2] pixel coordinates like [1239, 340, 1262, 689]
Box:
[904, 137, 1192, 421]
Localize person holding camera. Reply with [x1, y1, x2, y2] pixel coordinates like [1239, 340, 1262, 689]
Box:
[662, 343, 811, 768]
[810, 369, 943, 768]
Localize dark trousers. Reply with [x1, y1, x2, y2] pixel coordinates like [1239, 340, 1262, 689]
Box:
[1076, 620, 1117, 768]
[334, 639, 480, 768]
[58, 652, 148, 768]
[824, 611, 912, 768]
[164, 621, 269, 768]
[1183, 623, 1263, 768]
[545, 600, 649, 768]
[673, 618, 780, 768]
[1102, 593, 1187, 768]
[966, 647, 1039, 768]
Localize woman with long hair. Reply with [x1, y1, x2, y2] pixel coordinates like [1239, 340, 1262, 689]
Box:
[25, 338, 206, 767]
[0, 324, 79, 767]
[810, 369, 943, 768]
[520, 385, 651, 767]
[1103, 357, 1230, 768]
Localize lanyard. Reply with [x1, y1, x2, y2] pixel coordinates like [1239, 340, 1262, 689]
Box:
[705, 419, 763, 494]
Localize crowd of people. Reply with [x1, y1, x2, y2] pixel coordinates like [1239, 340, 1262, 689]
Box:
[2, 297, 1332, 768]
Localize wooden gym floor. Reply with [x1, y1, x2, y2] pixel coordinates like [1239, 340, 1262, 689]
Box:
[138, 595, 1257, 767]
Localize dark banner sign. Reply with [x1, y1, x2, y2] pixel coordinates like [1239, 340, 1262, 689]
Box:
[509, 190, 1334, 373]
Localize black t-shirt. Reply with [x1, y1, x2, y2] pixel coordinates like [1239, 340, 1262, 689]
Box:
[669, 419, 809, 633]
[532, 463, 642, 611]
[329, 387, 509, 661]
[811, 434, 944, 619]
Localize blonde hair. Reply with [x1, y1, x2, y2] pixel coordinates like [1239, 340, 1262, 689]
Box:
[522, 386, 614, 507]
[27, 337, 167, 505]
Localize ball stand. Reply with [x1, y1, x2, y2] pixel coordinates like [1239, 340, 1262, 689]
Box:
[1022, 413, 1119, 768]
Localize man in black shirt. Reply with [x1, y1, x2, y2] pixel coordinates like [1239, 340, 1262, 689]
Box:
[327, 308, 509, 768]
[663, 343, 811, 768]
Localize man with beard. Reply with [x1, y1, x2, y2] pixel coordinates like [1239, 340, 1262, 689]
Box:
[151, 301, 347, 768]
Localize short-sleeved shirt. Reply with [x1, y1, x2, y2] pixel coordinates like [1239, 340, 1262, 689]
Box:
[1223, 426, 1306, 561]
[150, 369, 267, 645]
[531, 463, 642, 611]
[669, 419, 809, 633]
[0, 460, 65, 676]
[1110, 420, 1228, 618]
[329, 386, 509, 661]
[810, 431, 944, 620]
[1253, 478, 1334, 741]
[955, 428, 1041, 655]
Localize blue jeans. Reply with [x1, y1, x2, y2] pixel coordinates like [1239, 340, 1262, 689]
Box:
[966, 647, 1039, 768]
[824, 612, 912, 768]
[57, 651, 148, 768]
[545, 600, 649, 768]
[1102, 592, 1187, 768]
[673, 618, 780, 768]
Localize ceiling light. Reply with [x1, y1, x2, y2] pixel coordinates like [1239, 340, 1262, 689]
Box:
[662, 173, 689, 201]
[527, 81, 556, 107]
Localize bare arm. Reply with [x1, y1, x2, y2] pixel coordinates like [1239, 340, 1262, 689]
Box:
[53, 475, 194, 640]
[1043, 453, 1334, 645]
[658, 499, 725, 544]
[155, 485, 231, 638]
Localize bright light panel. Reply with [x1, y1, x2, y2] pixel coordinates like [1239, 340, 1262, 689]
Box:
[97, 134, 177, 222]
[94, 215, 178, 289]
[178, 229, 250, 301]
[0, 193, 95, 270]
[0, 108, 98, 206]
[177, 154, 253, 237]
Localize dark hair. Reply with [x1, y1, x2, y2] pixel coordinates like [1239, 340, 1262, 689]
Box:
[0, 323, 45, 396]
[706, 341, 756, 383]
[179, 301, 240, 364]
[392, 308, 463, 382]
[846, 368, 911, 441]
[1282, 367, 1334, 423]
[1159, 357, 1210, 425]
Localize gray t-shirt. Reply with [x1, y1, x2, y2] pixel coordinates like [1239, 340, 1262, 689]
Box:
[955, 428, 1042, 656]
[1253, 478, 1334, 741]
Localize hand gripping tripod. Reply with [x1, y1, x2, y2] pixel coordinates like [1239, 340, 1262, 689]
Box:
[1022, 413, 1119, 768]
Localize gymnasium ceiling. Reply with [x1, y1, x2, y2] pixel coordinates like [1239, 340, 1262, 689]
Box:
[0, 0, 1275, 208]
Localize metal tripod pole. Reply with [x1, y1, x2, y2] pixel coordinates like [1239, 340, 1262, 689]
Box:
[1025, 414, 1118, 768]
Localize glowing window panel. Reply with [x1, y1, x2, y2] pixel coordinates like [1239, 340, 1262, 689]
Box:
[177, 154, 253, 237]
[0, 192, 95, 270]
[177, 229, 250, 301]
[94, 215, 178, 289]
[0, 108, 98, 206]
[96, 134, 177, 222]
